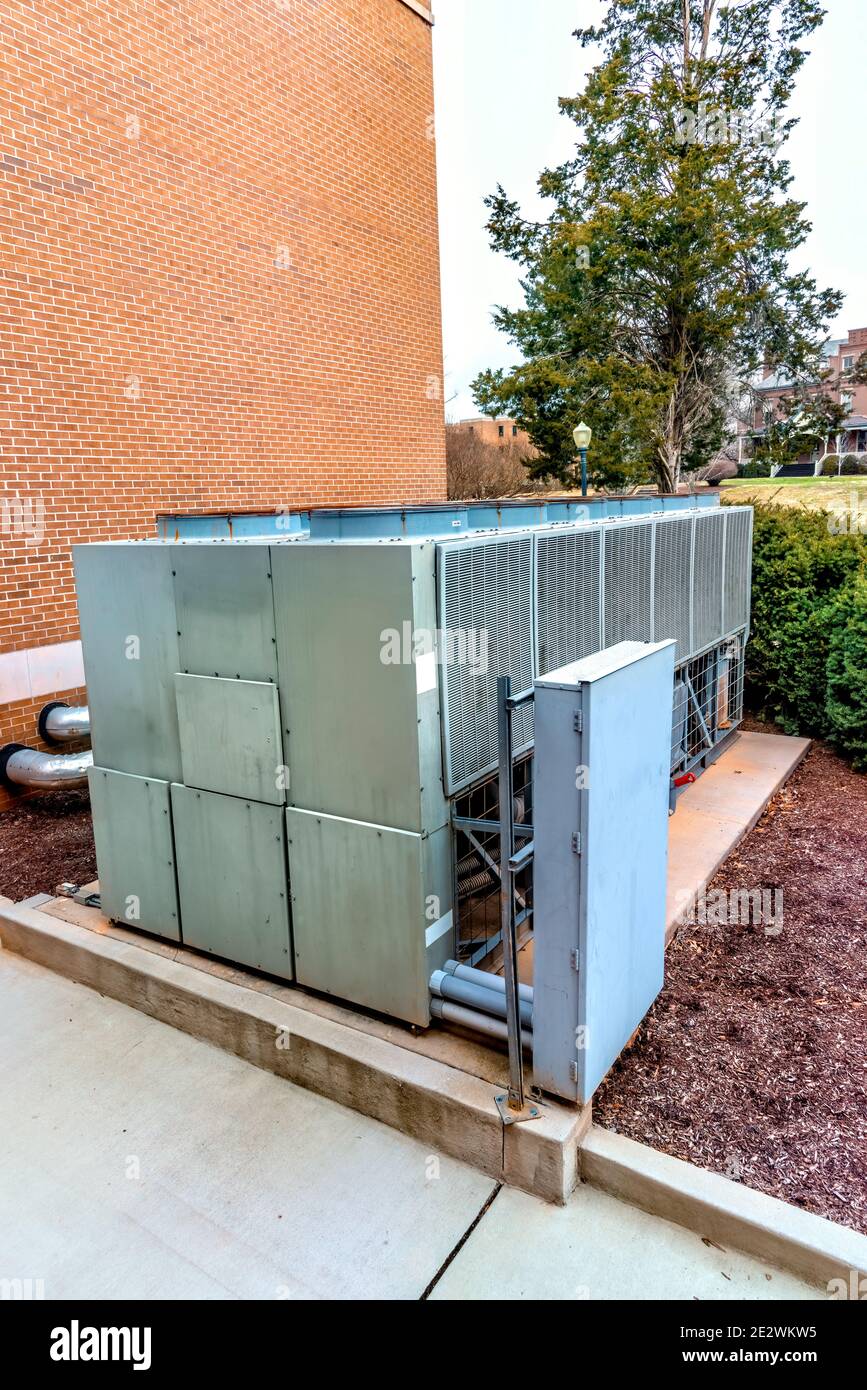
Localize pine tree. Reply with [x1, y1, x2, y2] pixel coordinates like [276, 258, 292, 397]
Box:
[474, 1, 841, 491]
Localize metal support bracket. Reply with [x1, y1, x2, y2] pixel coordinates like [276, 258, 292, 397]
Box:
[495, 1092, 541, 1126]
[496, 674, 534, 1118]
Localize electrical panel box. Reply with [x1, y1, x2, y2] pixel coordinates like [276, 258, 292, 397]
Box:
[532, 641, 675, 1103]
[171, 784, 293, 979]
[87, 767, 180, 940]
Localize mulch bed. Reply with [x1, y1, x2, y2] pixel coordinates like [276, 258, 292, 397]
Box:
[0, 790, 96, 901]
[594, 721, 867, 1235]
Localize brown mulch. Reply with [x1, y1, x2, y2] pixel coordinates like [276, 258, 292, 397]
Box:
[594, 721, 867, 1235]
[0, 790, 96, 901]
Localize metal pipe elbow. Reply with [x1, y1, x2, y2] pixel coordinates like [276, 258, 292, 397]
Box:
[0, 744, 93, 790]
[37, 701, 91, 744]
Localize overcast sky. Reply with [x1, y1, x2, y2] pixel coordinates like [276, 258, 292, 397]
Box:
[432, 0, 867, 420]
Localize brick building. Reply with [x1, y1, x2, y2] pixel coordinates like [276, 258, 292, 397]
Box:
[0, 0, 445, 805]
[453, 416, 535, 453]
[749, 327, 867, 473]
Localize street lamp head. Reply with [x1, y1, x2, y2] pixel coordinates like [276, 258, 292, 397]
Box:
[573, 422, 592, 451]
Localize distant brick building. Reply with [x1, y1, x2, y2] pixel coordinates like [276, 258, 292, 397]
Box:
[749, 327, 867, 472]
[453, 417, 536, 453]
[0, 0, 444, 804]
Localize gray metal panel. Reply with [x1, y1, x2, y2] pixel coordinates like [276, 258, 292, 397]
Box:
[693, 510, 726, 651]
[532, 641, 675, 1103]
[438, 532, 535, 795]
[535, 528, 602, 676]
[723, 506, 753, 634]
[653, 515, 692, 662]
[173, 544, 278, 683]
[271, 542, 447, 834]
[73, 543, 182, 781]
[603, 523, 653, 646]
[87, 767, 180, 940]
[286, 809, 452, 1026]
[174, 674, 284, 804]
[171, 784, 293, 979]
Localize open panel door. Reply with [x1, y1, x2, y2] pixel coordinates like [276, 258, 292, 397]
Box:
[532, 640, 675, 1103]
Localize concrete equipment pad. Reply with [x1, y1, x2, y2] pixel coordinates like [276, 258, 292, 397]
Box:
[0, 950, 496, 1300]
[428, 1183, 822, 1301]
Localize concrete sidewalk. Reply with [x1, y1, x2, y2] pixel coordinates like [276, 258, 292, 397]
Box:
[0, 951, 820, 1301]
[514, 730, 809, 982]
[665, 729, 810, 941]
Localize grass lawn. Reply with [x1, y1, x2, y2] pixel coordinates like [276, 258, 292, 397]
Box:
[720, 476, 867, 511]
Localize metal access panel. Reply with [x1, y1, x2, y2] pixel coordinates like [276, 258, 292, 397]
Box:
[172, 543, 279, 683]
[271, 541, 448, 835]
[87, 766, 180, 940]
[171, 784, 293, 979]
[73, 543, 182, 782]
[532, 640, 676, 1103]
[286, 809, 453, 1026]
[174, 674, 284, 805]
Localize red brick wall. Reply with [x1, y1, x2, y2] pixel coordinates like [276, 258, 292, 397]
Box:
[0, 0, 445, 805]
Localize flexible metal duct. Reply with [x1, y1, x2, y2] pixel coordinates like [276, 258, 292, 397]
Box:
[0, 744, 93, 790]
[38, 701, 91, 743]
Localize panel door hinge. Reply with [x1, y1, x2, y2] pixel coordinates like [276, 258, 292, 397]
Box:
[569, 1061, 580, 1082]
[570, 947, 580, 971]
[571, 830, 582, 856]
[573, 709, 583, 733]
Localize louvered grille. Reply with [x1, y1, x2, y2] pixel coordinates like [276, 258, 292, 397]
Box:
[439, 534, 535, 794]
[604, 523, 653, 645]
[692, 511, 726, 651]
[438, 508, 751, 797]
[724, 507, 753, 633]
[536, 529, 602, 675]
[653, 516, 692, 661]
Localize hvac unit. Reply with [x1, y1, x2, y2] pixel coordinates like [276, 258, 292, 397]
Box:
[74, 498, 753, 1041]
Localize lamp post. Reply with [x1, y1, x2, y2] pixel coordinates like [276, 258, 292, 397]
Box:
[573, 422, 592, 497]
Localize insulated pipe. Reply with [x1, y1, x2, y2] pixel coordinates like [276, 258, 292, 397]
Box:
[430, 968, 534, 1030]
[38, 701, 90, 744]
[442, 958, 534, 1005]
[430, 997, 533, 1053]
[0, 744, 93, 790]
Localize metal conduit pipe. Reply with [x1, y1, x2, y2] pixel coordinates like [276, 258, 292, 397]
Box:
[38, 701, 91, 743]
[430, 968, 534, 1030]
[430, 997, 533, 1053]
[442, 958, 534, 1005]
[0, 744, 93, 790]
